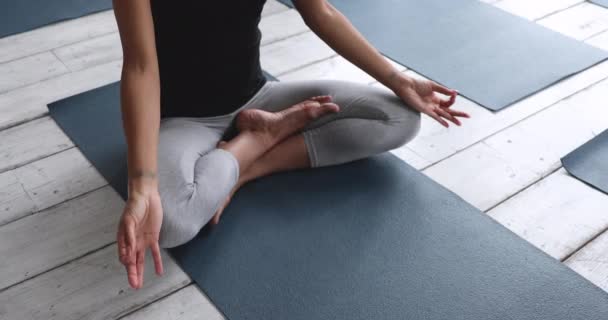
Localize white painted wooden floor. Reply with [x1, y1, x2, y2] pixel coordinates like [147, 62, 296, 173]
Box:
[1, 0, 608, 318]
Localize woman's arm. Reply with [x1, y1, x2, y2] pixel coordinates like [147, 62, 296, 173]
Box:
[114, 0, 160, 189]
[294, 1, 406, 93]
[294, 0, 469, 127]
[113, 0, 164, 289]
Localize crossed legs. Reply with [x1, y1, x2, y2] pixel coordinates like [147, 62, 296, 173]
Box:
[157, 80, 420, 248]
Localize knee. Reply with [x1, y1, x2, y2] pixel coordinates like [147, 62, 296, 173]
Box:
[157, 188, 201, 249]
[158, 207, 200, 249]
[385, 108, 421, 149]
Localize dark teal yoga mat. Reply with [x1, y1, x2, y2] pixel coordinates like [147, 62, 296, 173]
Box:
[279, 0, 608, 111]
[48, 82, 608, 319]
[562, 129, 608, 194]
[0, 0, 112, 38]
[591, 0, 608, 9]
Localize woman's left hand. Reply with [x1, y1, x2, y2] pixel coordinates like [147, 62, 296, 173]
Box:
[395, 76, 470, 127]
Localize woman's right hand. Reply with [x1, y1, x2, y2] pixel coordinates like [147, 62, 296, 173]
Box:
[117, 183, 164, 289]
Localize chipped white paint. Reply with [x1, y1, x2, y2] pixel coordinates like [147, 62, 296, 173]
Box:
[13, 148, 107, 213]
[0, 244, 190, 320]
[0, 186, 121, 289]
[0, 116, 73, 173]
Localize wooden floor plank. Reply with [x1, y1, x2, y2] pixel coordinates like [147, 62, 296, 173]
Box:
[423, 76, 608, 211]
[0, 60, 122, 131]
[0, 170, 35, 226]
[566, 230, 608, 292]
[0, 117, 73, 173]
[404, 59, 608, 165]
[262, 0, 289, 17]
[260, 9, 308, 46]
[538, 2, 608, 40]
[488, 169, 608, 261]
[121, 285, 223, 320]
[0, 186, 120, 289]
[0, 244, 190, 320]
[494, 0, 583, 20]
[390, 146, 431, 170]
[280, 54, 406, 83]
[11, 148, 106, 218]
[0, 11, 117, 64]
[0, 52, 69, 94]
[53, 32, 122, 72]
[424, 142, 540, 211]
[261, 31, 335, 76]
[587, 29, 608, 50]
[0, 147, 105, 226]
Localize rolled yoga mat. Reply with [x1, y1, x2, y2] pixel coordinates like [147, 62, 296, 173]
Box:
[48, 82, 608, 319]
[562, 129, 608, 195]
[0, 0, 112, 38]
[278, 0, 608, 111]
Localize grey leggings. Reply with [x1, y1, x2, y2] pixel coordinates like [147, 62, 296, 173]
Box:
[158, 80, 420, 248]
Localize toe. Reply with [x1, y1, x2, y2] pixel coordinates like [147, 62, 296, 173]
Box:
[315, 102, 340, 116]
[310, 95, 333, 104]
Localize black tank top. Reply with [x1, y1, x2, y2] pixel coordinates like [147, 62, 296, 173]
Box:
[150, 0, 268, 118]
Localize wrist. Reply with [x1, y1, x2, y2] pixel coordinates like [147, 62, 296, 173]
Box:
[387, 71, 414, 96]
[128, 169, 158, 194]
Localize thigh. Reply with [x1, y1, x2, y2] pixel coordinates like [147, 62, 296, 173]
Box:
[158, 118, 242, 247]
[256, 80, 417, 130]
[158, 118, 224, 191]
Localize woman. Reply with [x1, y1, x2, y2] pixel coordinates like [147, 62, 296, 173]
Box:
[114, 0, 469, 290]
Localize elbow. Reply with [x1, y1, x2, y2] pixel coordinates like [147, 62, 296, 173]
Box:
[122, 59, 156, 76]
[301, 1, 338, 30]
[121, 52, 158, 76]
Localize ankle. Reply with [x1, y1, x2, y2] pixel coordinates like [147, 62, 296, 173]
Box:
[244, 128, 280, 150]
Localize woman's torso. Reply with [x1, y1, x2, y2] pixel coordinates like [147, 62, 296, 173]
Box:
[150, 0, 268, 118]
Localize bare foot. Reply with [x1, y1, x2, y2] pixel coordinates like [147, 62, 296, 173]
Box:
[212, 96, 338, 224]
[236, 95, 339, 146]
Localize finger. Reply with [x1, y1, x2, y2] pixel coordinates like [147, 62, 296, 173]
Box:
[137, 249, 145, 289]
[439, 92, 457, 108]
[436, 108, 461, 126]
[212, 211, 220, 225]
[125, 218, 137, 262]
[432, 82, 456, 96]
[127, 260, 138, 289]
[447, 108, 470, 118]
[151, 241, 164, 276]
[117, 224, 128, 264]
[428, 111, 449, 128]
